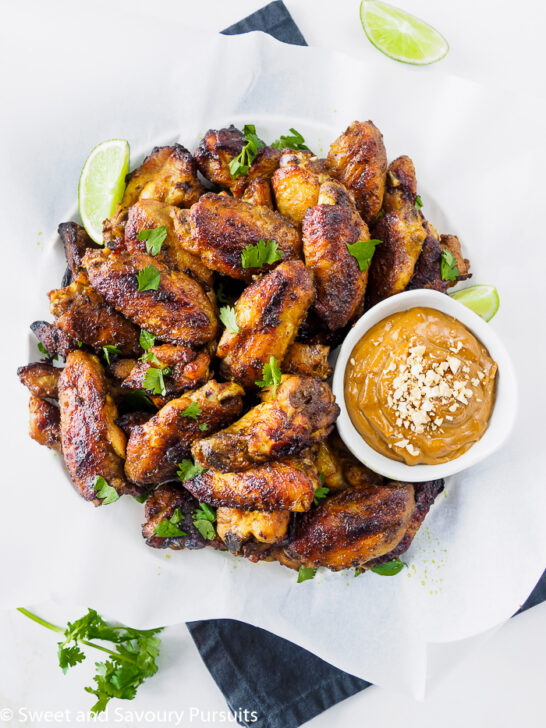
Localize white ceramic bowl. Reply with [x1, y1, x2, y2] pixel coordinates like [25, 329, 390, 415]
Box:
[332, 289, 518, 482]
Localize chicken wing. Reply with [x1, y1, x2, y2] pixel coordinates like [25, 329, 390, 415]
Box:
[58, 221, 101, 281]
[326, 121, 387, 224]
[302, 203, 370, 330]
[83, 249, 218, 346]
[30, 320, 78, 359]
[58, 351, 131, 504]
[28, 395, 62, 452]
[327, 431, 385, 487]
[188, 193, 301, 280]
[241, 178, 274, 209]
[142, 482, 215, 550]
[192, 375, 339, 472]
[49, 271, 142, 356]
[216, 507, 291, 555]
[272, 164, 321, 224]
[282, 343, 332, 380]
[18, 362, 60, 399]
[123, 200, 213, 288]
[217, 260, 315, 388]
[183, 455, 318, 512]
[121, 344, 210, 397]
[382, 155, 418, 212]
[285, 483, 415, 570]
[125, 380, 244, 486]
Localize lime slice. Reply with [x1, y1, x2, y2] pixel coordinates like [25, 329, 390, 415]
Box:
[450, 285, 500, 322]
[78, 139, 130, 244]
[360, 1, 449, 65]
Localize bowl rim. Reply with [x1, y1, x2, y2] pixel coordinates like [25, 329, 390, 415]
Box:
[331, 289, 518, 482]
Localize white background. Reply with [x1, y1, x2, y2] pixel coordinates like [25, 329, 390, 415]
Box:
[1, 1, 545, 726]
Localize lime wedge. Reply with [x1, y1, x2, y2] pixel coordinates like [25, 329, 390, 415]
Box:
[360, 1, 449, 65]
[450, 285, 500, 322]
[78, 139, 130, 244]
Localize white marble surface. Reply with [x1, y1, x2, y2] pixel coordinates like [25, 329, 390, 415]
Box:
[1, 1, 545, 726]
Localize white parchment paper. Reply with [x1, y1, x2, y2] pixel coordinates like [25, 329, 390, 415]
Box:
[1, 6, 545, 697]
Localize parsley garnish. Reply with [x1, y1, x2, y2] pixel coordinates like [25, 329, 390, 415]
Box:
[193, 503, 217, 540]
[346, 239, 382, 272]
[181, 402, 202, 420]
[177, 458, 206, 482]
[313, 485, 330, 505]
[297, 566, 317, 583]
[153, 507, 187, 538]
[139, 329, 156, 350]
[271, 128, 310, 151]
[93, 476, 119, 505]
[255, 356, 282, 396]
[137, 264, 160, 292]
[137, 226, 167, 256]
[102, 345, 121, 365]
[371, 558, 408, 576]
[142, 367, 170, 396]
[219, 305, 240, 334]
[241, 239, 283, 269]
[440, 249, 460, 281]
[228, 124, 264, 178]
[414, 195, 423, 210]
[17, 607, 163, 716]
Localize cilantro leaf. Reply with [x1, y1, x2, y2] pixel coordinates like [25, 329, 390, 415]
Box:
[354, 568, 363, 577]
[181, 402, 202, 420]
[177, 458, 206, 482]
[414, 195, 423, 210]
[194, 503, 216, 522]
[440, 249, 460, 281]
[137, 226, 167, 256]
[371, 558, 408, 576]
[139, 329, 156, 350]
[37, 342, 56, 359]
[229, 124, 264, 178]
[219, 305, 240, 334]
[346, 239, 382, 272]
[192, 501, 217, 540]
[102, 345, 121, 365]
[199, 423, 209, 431]
[142, 367, 169, 396]
[241, 239, 283, 269]
[58, 644, 86, 673]
[137, 264, 161, 292]
[77, 340, 83, 348]
[297, 566, 317, 583]
[93, 476, 119, 505]
[255, 356, 282, 396]
[313, 485, 330, 505]
[139, 350, 161, 365]
[271, 128, 310, 151]
[153, 507, 187, 538]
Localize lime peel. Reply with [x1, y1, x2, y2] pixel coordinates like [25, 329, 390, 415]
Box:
[449, 285, 500, 322]
[360, 1, 449, 66]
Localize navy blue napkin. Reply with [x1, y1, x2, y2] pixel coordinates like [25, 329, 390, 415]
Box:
[186, 4, 546, 727]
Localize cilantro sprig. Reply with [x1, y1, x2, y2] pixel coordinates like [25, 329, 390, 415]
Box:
[102, 345, 121, 365]
[181, 401, 202, 420]
[153, 507, 187, 538]
[93, 476, 119, 505]
[177, 458, 207, 482]
[313, 484, 330, 505]
[139, 329, 156, 350]
[440, 249, 460, 281]
[229, 124, 264, 178]
[137, 264, 161, 292]
[137, 226, 167, 256]
[193, 503, 217, 540]
[346, 239, 382, 272]
[255, 356, 282, 396]
[17, 607, 163, 716]
[142, 366, 170, 396]
[241, 239, 283, 269]
[219, 305, 240, 334]
[271, 128, 310, 151]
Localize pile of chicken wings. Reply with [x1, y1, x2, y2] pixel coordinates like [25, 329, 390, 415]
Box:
[17, 121, 470, 574]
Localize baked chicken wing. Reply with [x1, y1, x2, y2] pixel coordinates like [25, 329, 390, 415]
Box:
[83, 249, 218, 346]
[30, 321, 78, 359]
[28, 395, 62, 452]
[58, 222, 101, 282]
[217, 260, 315, 388]
[18, 362, 60, 399]
[120, 344, 210, 398]
[125, 381, 244, 485]
[216, 507, 291, 556]
[282, 343, 332, 380]
[192, 375, 339, 472]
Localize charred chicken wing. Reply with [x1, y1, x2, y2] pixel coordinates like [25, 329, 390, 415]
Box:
[28, 395, 62, 452]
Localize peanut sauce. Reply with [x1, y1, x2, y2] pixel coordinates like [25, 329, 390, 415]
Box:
[344, 307, 497, 465]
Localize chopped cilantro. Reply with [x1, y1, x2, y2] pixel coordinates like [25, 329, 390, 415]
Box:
[193, 503, 217, 540]
[228, 124, 264, 178]
[440, 249, 460, 281]
[241, 239, 283, 269]
[219, 305, 240, 334]
[142, 367, 170, 396]
[255, 356, 282, 396]
[414, 195, 423, 210]
[153, 507, 187, 538]
[313, 485, 330, 505]
[139, 329, 156, 350]
[346, 239, 382, 272]
[297, 566, 317, 583]
[102, 345, 121, 365]
[177, 458, 206, 482]
[271, 128, 310, 151]
[371, 558, 408, 576]
[93, 476, 119, 505]
[181, 402, 202, 420]
[137, 226, 167, 256]
[137, 264, 160, 292]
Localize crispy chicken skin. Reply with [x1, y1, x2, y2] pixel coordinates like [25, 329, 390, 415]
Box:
[28, 395, 62, 452]
[188, 193, 301, 280]
[121, 344, 210, 397]
[272, 165, 321, 224]
[192, 375, 340, 473]
[125, 381, 244, 486]
[217, 261, 315, 388]
[124, 200, 213, 288]
[326, 121, 387, 224]
[58, 222, 100, 280]
[286, 483, 415, 570]
[241, 178, 274, 209]
[382, 155, 418, 212]
[282, 343, 332, 380]
[49, 271, 142, 356]
[58, 351, 130, 504]
[183, 455, 319, 512]
[302, 204, 370, 330]
[217, 507, 291, 553]
[30, 320, 78, 359]
[83, 249, 218, 346]
[194, 127, 281, 197]
[142, 483, 213, 550]
[18, 362, 60, 399]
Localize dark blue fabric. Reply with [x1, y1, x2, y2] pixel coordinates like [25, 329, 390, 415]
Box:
[185, 5, 546, 727]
